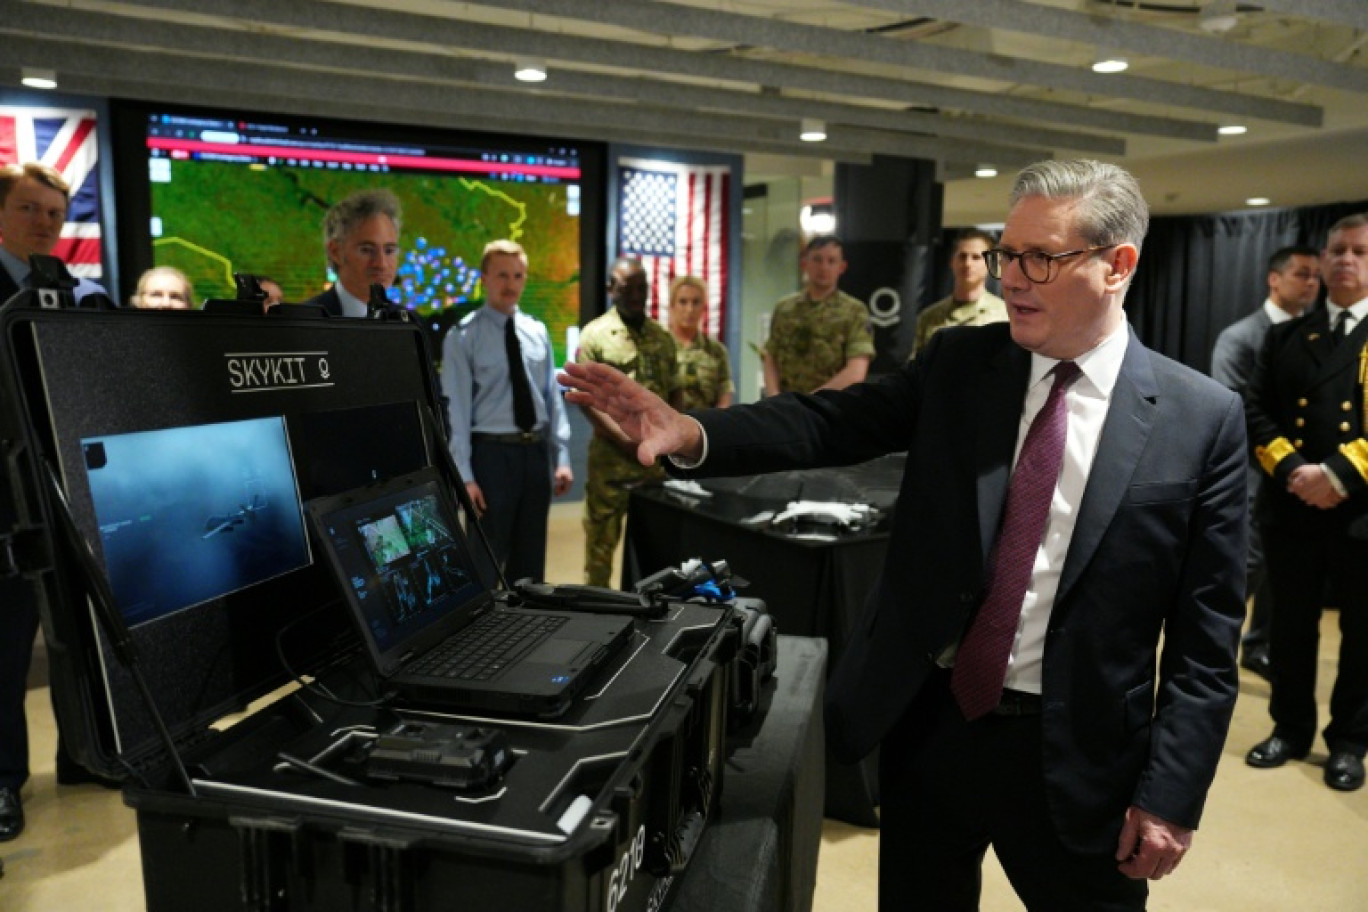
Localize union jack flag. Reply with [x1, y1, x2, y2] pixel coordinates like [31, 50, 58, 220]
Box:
[618, 159, 730, 339]
[0, 106, 103, 279]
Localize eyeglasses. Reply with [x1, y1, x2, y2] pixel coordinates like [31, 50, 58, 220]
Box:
[984, 245, 1116, 284]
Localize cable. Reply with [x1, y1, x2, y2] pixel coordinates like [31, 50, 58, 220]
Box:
[273, 606, 396, 710]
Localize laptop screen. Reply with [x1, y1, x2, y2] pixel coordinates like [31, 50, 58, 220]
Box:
[316, 475, 487, 658]
[81, 416, 311, 628]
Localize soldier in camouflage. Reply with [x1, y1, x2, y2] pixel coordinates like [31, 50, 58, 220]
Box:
[667, 275, 734, 412]
[576, 257, 680, 586]
[763, 235, 874, 395]
[909, 228, 1007, 359]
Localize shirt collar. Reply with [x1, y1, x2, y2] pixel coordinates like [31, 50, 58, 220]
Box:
[335, 282, 371, 317]
[0, 247, 28, 286]
[1026, 319, 1128, 399]
[482, 303, 519, 325]
[1262, 298, 1298, 324]
[1326, 294, 1368, 323]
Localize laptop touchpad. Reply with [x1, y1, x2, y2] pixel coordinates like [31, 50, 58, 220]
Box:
[525, 638, 593, 666]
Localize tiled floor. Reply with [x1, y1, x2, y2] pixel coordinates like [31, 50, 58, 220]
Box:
[3, 501, 1366, 910]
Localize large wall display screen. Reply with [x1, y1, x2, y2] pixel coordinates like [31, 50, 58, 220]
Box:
[125, 106, 601, 363]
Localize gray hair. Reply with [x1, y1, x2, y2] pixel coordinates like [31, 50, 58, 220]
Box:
[1009, 160, 1149, 255]
[322, 189, 402, 268]
[1328, 212, 1368, 238]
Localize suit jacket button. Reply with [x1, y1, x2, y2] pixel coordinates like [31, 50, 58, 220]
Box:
[1341, 422, 1351, 433]
[1294, 439, 1304, 449]
[1295, 417, 1305, 428]
[1298, 398, 1309, 407]
[1344, 401, 1354, 412]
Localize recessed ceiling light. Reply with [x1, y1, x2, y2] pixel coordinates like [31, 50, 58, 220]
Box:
[20, 68, 57, 90]
[1091, 57, 1128, 75]
[1246, 197, 1271, 207]
[799, 118, 827, 142]
[1218, 125, 1248, 136]
[514, 59, 547, 83]
[974, 166, 998, 179]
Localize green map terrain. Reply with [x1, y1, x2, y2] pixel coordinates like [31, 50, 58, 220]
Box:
[150, 159, 581, 362]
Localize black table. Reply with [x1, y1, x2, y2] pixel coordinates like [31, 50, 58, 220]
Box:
[625, 457, 903, 828]
[671, 635, 826, 912]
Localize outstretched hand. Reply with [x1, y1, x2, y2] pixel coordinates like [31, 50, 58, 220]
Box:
[559, 361, 702, 466]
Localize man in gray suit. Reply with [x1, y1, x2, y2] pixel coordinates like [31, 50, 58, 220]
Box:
[1210, 245, 1321, 678]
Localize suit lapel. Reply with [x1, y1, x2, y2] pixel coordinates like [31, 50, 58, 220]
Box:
[1291, 308, 1337, 384]
[974, 342, 1031, 568]
[1312, 311, 1368, 385]
[1055, 329, 1157, 605]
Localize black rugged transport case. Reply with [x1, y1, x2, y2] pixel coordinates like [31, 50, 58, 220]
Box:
[0, 297, 733, 912]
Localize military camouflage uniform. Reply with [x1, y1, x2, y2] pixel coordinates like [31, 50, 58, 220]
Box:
[577, 308, 678, 586]
[674, 335, 734, 412]
[909, 291, 1008, 359]
[764, 289, 874, 393]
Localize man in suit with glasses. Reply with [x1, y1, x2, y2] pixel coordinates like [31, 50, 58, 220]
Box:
[559, 159, 1246, 911]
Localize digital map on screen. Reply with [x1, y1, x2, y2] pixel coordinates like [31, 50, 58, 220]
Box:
[144, 113, 584, 363]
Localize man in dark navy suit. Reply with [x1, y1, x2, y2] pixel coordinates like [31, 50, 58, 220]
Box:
[0, 162, 112, 841]
[1245, 214, 1368, 793]
[560, 159, 1246, 910]
[1210, 245, 1321, 679]
[302, 188, 402, 316]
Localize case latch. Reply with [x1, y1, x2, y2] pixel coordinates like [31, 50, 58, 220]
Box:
[338, 828, 415, 912]
[0, 525, 53, 579]
[230, 815, 304, 912]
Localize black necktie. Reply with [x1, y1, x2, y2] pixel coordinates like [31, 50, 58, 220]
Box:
[505, 316, 537, 432]
[1332, 311, 1349, 346]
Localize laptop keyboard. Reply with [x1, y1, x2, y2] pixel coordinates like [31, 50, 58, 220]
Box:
[407, 612, 568, 681]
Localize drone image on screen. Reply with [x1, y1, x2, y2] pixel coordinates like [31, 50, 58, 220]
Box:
[82, 417, 311, 627]
[202, 493, 268, 540]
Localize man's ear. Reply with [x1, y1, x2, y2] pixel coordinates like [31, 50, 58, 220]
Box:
[1105, 244, 1139, 291]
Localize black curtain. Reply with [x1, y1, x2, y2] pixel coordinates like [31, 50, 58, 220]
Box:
[834, 155, 942, 372]
[1127, 198, 1368, 374]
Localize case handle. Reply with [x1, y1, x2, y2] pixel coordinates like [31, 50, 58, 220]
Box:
[643, 763, 714, 877]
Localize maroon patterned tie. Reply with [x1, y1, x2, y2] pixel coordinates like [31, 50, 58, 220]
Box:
[951, 361, 1081, 720]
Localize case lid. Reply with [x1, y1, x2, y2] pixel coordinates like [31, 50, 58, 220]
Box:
[0, 298, 446, 779]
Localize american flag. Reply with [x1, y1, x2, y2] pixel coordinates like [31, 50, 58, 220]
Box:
[618, 159, 730, 339]
[0, 106, 103, 279]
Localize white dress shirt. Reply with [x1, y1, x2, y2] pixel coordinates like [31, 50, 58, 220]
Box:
[1002, 321, 1129, 694]
[334, 282, 371, 318]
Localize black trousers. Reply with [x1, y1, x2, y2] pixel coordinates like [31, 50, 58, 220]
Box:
[877, 673, 1147, 912]
[469, 438, 554, 585]
[0, 576, 40, 789]
[1243, 520, 1273, 649]
[1263, 522, 1368, 754]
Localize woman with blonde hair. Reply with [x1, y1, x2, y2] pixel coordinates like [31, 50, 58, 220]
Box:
[666, 275, 733, 409]
[131, 266, 195, 309]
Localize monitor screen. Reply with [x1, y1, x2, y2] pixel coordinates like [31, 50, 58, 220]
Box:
[288, 401, 430, 501]
[115, 102, 604, 365]
[81, 416, 311, 627]
[319, 477, 483, 654]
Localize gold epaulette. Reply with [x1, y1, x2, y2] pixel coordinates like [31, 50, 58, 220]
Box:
[1341, 440, 1368, 485]
[1360, 343, 1368, 429]
[1255, 437, 1296, 476]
